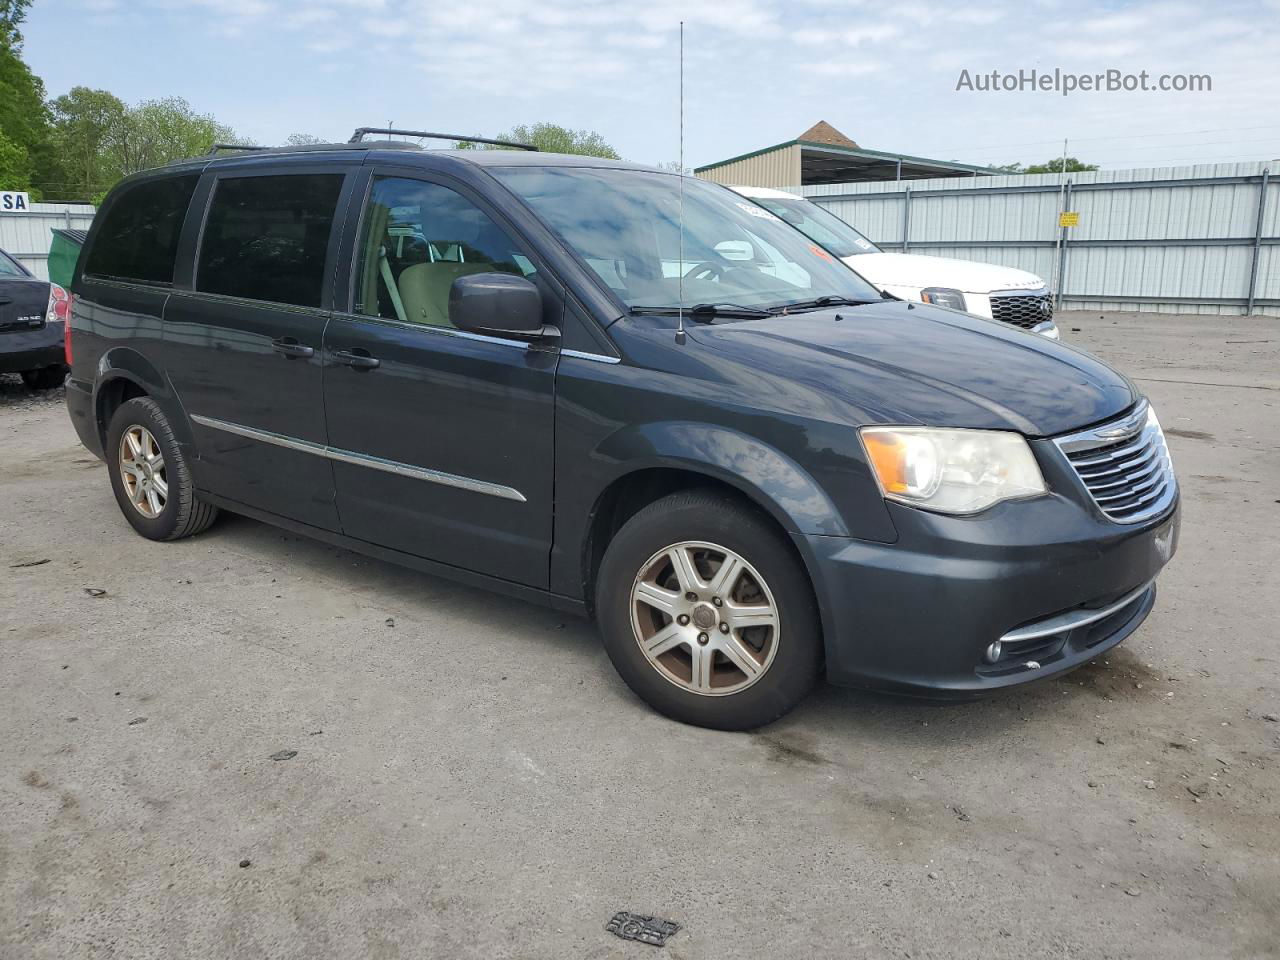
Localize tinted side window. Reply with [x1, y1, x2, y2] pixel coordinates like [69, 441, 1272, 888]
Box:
[197, 174, 344, 308]
[83, 175, 199, 284]
[354, 177, 535, 327]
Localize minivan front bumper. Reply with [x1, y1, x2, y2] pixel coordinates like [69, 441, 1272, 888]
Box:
[798, 491, 1179, 697]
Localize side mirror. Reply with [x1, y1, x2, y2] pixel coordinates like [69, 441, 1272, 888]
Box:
[449, 272, 544, 336]
[714, 240, 755, 261]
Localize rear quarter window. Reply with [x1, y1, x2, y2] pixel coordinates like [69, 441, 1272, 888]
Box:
[195, 173, 344, 309]
[83, 175, 200, 284]
[0, 251, 29, 277]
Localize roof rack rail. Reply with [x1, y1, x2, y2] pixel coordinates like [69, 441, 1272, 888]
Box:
[206, 143, 270, 156]
[348, 127, 538, 152]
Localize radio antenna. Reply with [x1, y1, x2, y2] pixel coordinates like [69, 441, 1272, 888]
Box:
[675, 20, 687, 346]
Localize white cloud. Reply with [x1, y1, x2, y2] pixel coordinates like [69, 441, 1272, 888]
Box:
[793, 23, 899, 45]
[802, 60, 884, 77]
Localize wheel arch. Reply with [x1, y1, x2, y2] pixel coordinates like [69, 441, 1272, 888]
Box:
[579, 422, 847, 616]
[92, 348, 191, 451]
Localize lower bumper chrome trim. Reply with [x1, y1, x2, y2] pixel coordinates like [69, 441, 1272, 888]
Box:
[1000, 578, 1156, 643]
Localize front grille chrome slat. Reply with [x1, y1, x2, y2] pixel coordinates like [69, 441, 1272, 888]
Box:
[1053, 401, 1178, 524]
[1114, 479, 1168, 508]
[1094, 472, 1163, 504]
[1076, 449, 1161, 484]
[1070, 436, 1150, 468]
[1087, 457, 1162, 492]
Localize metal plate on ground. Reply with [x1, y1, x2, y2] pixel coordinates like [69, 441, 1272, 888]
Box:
[606, 911, 680, 947]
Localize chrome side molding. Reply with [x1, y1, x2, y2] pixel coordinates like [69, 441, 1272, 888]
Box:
[190, 414, 527, 503]
[560, 349, 621, 364]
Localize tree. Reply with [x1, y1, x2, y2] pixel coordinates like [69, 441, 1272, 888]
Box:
[0, 42, 51, 195]
[998, 157, 1099, 174]
[109, 97, 237, 176]
[286, 133, 324, 146]
[460, 123, 620, 159]
[0, 127, 33, 189]
[1, 0, 32, 50]
[49, 86, 127, 198]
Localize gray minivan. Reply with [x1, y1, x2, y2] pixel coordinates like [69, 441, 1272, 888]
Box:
[66, 130, 1179, 729]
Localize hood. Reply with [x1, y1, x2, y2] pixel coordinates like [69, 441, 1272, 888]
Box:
[684, 300, 1135, 437]
[844, 252, 1044, 294]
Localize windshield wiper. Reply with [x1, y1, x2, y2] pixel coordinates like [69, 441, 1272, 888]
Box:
[772, 295, 879, 313]
[629, 302, 776, 321]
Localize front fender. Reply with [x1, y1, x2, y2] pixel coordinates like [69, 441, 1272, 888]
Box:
[595, 420, 850, 537]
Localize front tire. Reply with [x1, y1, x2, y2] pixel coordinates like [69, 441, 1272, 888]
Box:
[106, 397, 218, 541]
[596, 490, 822, 730]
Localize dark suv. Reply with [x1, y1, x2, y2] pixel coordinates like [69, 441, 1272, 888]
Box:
[66, 131, 1180, 730]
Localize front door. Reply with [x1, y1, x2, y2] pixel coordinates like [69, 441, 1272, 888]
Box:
[322, 172, 559, 587]
[164, 167, 351, 530]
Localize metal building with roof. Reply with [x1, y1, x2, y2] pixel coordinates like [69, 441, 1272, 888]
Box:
[694, 121, 997, 188]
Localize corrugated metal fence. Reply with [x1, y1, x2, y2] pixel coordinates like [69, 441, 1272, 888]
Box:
[0, 202, 97, 281]
[801, 162, 1278, 316]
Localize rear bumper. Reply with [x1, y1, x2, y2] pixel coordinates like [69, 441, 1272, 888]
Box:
[0, 321, 64, 373]
[66, 375, 103, 459]
[797, 493, 1179, 698]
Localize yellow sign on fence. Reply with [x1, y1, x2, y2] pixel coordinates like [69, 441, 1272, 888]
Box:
[1059, 211, 1080, 227]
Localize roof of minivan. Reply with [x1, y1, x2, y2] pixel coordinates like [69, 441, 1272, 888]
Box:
[436, 150, 649, 170]
[192, 143, 664, 173]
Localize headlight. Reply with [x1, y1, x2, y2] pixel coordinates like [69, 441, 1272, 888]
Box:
[860, 426, 1047, 514]
[920, 287, 966, 310]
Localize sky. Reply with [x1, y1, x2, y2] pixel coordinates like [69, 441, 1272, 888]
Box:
[19, 0, 1280, 172]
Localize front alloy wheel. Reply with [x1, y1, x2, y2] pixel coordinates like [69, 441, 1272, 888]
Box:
[631, 541, 779, 695]
[597, 490, 822, 730]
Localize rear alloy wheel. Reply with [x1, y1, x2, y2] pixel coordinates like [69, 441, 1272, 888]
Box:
[597, 490, 821, 730]
[106, 397, 218, 541]
[118, 425, 168, 519]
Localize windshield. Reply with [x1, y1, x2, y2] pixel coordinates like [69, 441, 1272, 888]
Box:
[746, 195, 882, 258]
[492, 168, 883, 312]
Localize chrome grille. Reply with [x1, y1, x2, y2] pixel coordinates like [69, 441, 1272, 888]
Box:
[1054, 401, 1177, 523]
[990, 290, 1053, 329]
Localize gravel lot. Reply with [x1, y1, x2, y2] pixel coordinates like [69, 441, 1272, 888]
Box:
[2, 311, 1277, 960]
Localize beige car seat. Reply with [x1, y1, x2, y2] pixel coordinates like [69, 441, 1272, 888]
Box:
[396, 261, 498, 327]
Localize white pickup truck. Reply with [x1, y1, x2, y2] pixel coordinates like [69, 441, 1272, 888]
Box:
[731, 185, 1059, 339]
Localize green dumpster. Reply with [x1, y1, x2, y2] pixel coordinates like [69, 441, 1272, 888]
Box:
[48, 228, 88, 289]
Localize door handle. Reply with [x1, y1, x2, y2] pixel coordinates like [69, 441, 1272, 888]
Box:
[272, 337, 315, 359]
[332, 348, 381, 371]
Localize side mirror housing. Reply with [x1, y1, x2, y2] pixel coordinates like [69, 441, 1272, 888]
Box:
[449, 272, 544, 336]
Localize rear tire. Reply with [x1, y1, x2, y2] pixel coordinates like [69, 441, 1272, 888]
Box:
[596, 490, 822, 730]
[106, 397, 218, 541]
[21, 366, 67, 391]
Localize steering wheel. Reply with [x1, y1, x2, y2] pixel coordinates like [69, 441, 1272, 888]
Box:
[685, 261, 727, 281]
